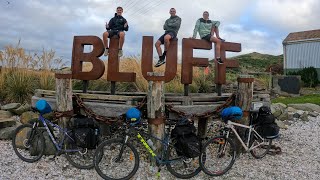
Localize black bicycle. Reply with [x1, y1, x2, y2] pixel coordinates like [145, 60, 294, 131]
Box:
[12, 107, 95, 169]
[93, 118, 202, 180]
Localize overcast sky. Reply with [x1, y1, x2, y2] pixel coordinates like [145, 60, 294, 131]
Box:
[1, 0, 320, 65]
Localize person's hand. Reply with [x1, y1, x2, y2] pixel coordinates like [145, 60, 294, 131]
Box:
[124, 22, 128, 27]
[105, 22, 109, 29]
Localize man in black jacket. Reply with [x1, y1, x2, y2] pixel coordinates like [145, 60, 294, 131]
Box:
[103, 7, 129, 57]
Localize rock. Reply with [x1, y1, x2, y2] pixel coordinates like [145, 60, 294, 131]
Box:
[271, 103, 285, 117]
[288, 103, 320, 113]
[293, 113, 300, 118]
[287, 107, 297, 113]
[1, 103, 21, 111]
[278, 109, 288, 121]
[0, 110, 13, 119]
[308, 112, 318, 117]
[20, 111, 38, 124]
[43, 112, 54, 121]
[13, 103, 31, 115]
[275, 120, 287, 129]
[0, 117, 16, 128]
[0, 126, 16, 140]
[300, 112, 309, 121]
[42, 131, 57, 155]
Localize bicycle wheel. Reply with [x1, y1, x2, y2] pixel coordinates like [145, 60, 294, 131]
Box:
[166, 143, 202, 179]
[94, 138, 139, 180]
[65, 141, 96, 169]
[249, 126, 272, 159]
[12, 124, 45, 163]
[200, 136, 236, 176]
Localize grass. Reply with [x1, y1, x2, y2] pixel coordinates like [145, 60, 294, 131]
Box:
[272, 94, 320, 105]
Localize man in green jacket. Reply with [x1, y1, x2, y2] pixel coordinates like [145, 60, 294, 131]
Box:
[192, 11, 224, 64]
[154, 8, 182, 67]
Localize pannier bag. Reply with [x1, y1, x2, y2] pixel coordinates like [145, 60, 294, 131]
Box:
[71, 116, 100, 149]
[256, 106, 280, 139]
[171, 118, 201, 158]
[221, 106, 243, 123]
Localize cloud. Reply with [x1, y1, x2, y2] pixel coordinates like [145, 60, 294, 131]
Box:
[0, 0, 318, 64]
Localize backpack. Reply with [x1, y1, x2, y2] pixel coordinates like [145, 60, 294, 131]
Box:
[256, 106, 280, 139]
[171, 118, 201, 158]
[71, 116, 100, 149]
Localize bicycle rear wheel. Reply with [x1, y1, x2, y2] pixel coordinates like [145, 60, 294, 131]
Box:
[200, 136, 236, 176]
[166, 143, 202, 179]
[94, 138, 139, 180]
[12, 124, 45, 163]
[65, 141, 95, 169]
[249, 126, 272, 159]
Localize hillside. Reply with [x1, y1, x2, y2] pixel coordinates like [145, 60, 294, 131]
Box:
[232, 52, 283, 72]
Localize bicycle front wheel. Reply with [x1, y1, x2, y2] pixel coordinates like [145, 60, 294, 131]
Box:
[166, 143, 202, 179]
[12, 124, 45, 163]
[249, 126, 272, 159]
[200, 136, 236, 176]
[94, 138, 139, 180]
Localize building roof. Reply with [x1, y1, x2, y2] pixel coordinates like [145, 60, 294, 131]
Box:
[283, 29, 320, 44]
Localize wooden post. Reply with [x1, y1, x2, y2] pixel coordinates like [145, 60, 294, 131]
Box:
[147, 72, 165, 164]
[82, 80, 89, 93]
[235, 74, 254, 153]
[55, 70, 73, 129]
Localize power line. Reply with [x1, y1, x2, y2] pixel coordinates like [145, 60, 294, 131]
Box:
[135, 0, 165, 17]
[124, 0, 140, 13]
[127, 0, 155, 17]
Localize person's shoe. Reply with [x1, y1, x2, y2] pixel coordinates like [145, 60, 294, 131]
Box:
[118, 49, 123, 57]
[154, 56, 166, 67]
[216, 57, 224, 64]
[218, 37, 225, 42]
[104, 49, 109, 56]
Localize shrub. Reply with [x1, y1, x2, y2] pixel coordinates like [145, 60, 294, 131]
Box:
[288, 67, 319, 88]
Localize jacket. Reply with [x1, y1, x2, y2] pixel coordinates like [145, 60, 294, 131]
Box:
[163, 15, 181, 36]
[192, 18, 220, 38]
[107, 14, 129, 31]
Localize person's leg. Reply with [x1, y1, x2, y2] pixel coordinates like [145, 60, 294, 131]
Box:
[154, 34, 166, 67]
[210, 36, 223, 64]
[118, 31, 125, 49]
[118, 31, 125, 57]
[213, 27, 225, 42]
[163, 34, 172, 57]
[103, 31, 110, 56]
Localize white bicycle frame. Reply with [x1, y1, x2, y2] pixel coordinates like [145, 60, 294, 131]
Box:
[224, 120, 266, 152]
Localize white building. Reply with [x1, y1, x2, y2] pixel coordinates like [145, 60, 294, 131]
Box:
[283, 29, 320, 79]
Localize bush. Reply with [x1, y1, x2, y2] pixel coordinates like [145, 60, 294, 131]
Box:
[288, 67, 319, 88]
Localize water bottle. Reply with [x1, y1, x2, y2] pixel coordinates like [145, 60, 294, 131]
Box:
[147, 139, 156, 151]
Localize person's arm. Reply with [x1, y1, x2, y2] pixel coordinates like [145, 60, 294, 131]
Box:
[163, 19, 168, 30]
[107, 18, 114, 30]
[192, 19, 200, 38]
[123, 18, 129, 31]
[212, 21, 221, 37]
[167, 17, 181, 29]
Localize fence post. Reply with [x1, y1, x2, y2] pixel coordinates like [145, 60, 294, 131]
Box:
[147, 72, 165, 164]
[235, 74, 254, 153]
[55, 70, 73, 129]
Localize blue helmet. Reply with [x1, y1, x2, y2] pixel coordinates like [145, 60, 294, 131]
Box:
[125, 107, 141, 125]
[221, 106, 243, 122]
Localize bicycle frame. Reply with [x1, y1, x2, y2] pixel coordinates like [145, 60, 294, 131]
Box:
[36, 115, 77, 153]
[124, 126, 179, 165]
[224, 121, 266, 152]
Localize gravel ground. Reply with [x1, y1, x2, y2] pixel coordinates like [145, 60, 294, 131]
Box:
[1, 116, 319, 180]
